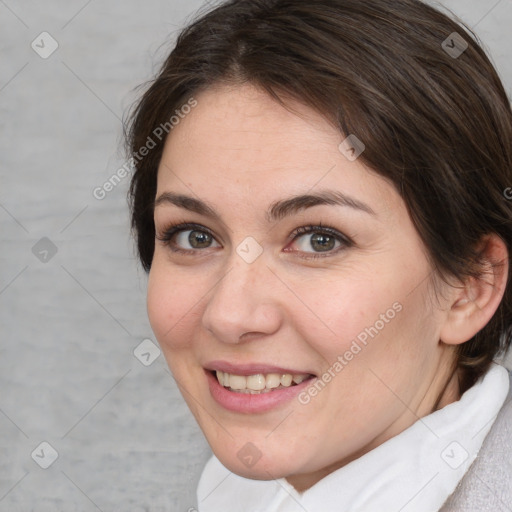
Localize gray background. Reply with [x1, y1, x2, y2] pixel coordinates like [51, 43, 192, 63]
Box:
[1, 1, 511, 511]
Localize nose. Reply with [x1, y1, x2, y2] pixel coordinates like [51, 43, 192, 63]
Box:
[201, 253, 283, 344]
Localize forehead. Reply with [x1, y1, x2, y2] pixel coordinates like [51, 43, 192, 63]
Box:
[155, 84, 400, 218]
[165, 84, 335, 165]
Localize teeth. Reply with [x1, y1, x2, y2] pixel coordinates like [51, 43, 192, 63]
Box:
[265, 373, 281, 389]
[229, 374, 246, 390]
[214, 371, 310, 392]
[293, 374, 308, 384]
[246, 374, 266, 391]
[280, 374, 293, 387]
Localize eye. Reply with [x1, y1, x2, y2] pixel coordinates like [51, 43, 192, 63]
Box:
[156, 222, 221, 252]
[286, 225, 352, 256]
[295, 232, 339, 252]
[176, 229, 216, 249]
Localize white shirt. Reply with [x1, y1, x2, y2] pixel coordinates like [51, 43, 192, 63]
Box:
[197, 364, 510, 512]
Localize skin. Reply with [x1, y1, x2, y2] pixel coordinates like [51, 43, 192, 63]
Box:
[147, 83, 508, 492]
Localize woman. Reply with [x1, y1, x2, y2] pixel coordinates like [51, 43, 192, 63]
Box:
[126, 0, 512, 510]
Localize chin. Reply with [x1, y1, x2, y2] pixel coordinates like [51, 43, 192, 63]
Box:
[218, 454, 292, 481]
[215, 440, 318, 482]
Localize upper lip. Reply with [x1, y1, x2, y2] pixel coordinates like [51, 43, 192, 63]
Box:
[204, 360, 316, 376]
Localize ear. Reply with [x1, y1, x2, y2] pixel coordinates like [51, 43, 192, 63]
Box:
[440, 234, 509, 346]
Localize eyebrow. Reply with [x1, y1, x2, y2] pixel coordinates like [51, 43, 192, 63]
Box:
[154, 192, 219, 219]
[153, 190, 376, 222]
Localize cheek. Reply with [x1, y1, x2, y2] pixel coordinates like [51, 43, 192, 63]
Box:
[290, 272, 399, 357]
[146, 261, 205, 351]
[290, 262, 429, 370]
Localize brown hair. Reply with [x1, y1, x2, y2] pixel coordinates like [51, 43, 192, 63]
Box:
[126, 0, 512, 392]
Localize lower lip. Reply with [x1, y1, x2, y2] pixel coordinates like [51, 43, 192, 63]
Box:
[206, 370, 316, 413]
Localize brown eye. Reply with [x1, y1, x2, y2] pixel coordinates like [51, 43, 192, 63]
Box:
[187, 230, 214, 248]
[292, 230, 342, 253]
[309, 233, 336, 252]
[172, 229, 219, 250]
[156, 223, 221, 252]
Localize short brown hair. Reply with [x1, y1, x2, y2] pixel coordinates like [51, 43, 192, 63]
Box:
[126, 0, 512, 391]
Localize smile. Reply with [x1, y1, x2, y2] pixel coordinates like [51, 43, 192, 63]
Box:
[205, 363, 317, 413]
[215, 371, 312, 393]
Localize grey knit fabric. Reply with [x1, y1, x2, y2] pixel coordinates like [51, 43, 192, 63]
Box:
[440, 372, 512, 512]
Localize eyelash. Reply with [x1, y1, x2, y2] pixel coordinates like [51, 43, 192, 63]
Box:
[155, 222, 353, 259]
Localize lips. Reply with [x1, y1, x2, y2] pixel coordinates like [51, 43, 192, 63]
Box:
[204, 360, 316, 377]
[204, 361, 317, 413]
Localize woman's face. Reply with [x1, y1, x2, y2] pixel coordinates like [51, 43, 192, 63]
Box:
[148, 84, 456, 489]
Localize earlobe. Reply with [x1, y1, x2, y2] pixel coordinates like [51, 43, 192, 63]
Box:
[440, 234, 509, 346]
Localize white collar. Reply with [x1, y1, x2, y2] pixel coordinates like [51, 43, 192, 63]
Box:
[197, 364, 510, 512]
